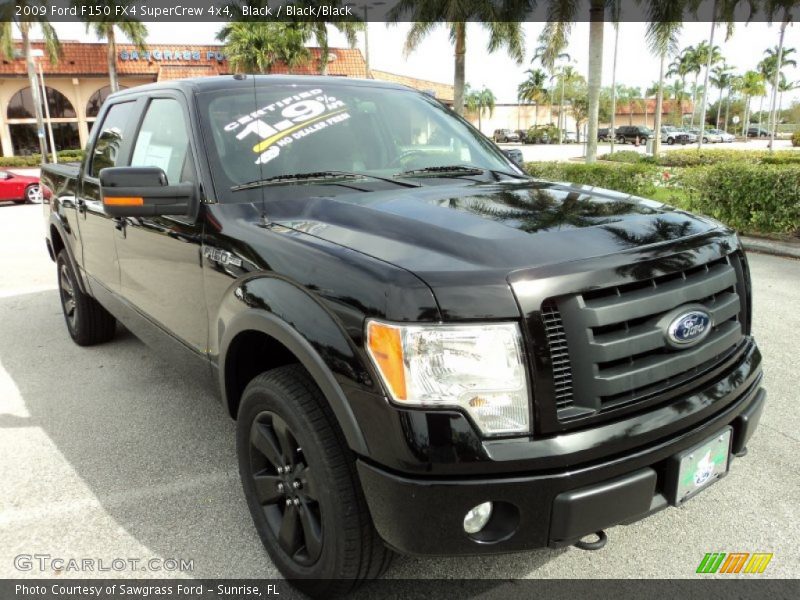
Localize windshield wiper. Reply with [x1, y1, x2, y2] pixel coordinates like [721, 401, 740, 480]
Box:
[396, 165, 486, 178]
[231, 170, 419, 191]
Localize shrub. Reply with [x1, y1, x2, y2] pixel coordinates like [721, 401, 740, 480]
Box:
[597, 150, 647, 164]
[792, 131, 800, 147]
[525, 161, 660, 197]
[0, 149, 84, 168]
[680, 161, 800, 235]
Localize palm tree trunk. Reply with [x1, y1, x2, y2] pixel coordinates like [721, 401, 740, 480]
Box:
[689, 74, 699, 129]
[716, 87, 723, 129]
[724, 86, 731, 132]
[107, 26, 119, 93]
[653, 52, 665, 156]
[768, 17, 788, 150]
[757, 95, 763, 129]
[743, 94, 751, 142]
[585, 0, 604, 163]
[21, 24, 48, 161]
[609, 24, 619, 154]
[697, 13, 717, 149]
[558, 76, 565, 143]
[453, 22, 466, 116]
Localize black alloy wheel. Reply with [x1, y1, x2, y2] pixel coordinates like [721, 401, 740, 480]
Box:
[248, 411, 323, 565]
[59, 261, 78, 333]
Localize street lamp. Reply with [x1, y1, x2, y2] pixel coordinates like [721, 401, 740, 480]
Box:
[30, 49, 57, 164]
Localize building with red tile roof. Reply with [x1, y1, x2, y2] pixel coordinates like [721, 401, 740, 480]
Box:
[0, 41, 454, 156]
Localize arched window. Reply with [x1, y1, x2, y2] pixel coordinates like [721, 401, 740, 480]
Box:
[6, 86, 76, 120]
[86, 85, 127, 118]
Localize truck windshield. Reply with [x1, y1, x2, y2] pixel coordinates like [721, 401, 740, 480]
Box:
[197, 82, 518, 201]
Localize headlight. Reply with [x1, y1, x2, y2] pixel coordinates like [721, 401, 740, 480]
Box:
[365, 320, 530, 436]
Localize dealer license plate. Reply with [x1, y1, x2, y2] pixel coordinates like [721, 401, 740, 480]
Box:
[674, 427, 732, 504]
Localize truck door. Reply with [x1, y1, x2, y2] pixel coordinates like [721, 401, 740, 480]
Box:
[113, 94, 207, 354]
[76, 99, 140, 295]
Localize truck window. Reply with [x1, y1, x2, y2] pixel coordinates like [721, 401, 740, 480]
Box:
[130, 98, 194, 185]
[90, 101, 135, 178]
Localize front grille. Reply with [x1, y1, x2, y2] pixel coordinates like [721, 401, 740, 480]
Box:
[541, 253, 747, 418]
[541, 300, 574, 409]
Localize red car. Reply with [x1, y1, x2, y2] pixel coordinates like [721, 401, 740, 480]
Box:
[0, 170, 41, 204]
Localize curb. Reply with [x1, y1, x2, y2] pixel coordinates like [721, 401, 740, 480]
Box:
[741, 237, 800, 260]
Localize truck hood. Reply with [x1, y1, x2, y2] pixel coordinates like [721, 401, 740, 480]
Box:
[264, 179, 724, 319]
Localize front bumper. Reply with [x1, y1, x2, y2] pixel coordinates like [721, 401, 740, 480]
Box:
[358, 379, 765, 556]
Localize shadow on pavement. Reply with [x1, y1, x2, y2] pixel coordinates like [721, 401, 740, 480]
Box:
[0, 289, 562, 589]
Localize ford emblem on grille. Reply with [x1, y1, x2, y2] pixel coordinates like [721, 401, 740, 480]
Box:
[664, 308, 713, 348]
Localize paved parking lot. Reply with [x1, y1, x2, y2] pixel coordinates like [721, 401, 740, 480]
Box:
[0, 202, 798, 583]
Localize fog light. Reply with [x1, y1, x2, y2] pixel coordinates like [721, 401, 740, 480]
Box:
[463, 501, 493, 534]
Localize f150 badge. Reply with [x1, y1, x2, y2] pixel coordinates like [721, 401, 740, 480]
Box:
[664, 307, 713, 349]
[203, 246, 242, 268]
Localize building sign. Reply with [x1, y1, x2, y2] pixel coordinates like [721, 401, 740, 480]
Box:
[119, 49, 225, 62]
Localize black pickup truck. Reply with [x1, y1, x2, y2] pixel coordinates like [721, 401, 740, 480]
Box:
[42, 76, 765, 595]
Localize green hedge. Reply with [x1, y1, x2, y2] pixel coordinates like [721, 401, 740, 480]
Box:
[679, 162, 800, 235]
[598, 148, 800, 167]
[792, 131, 800, 147]
[524, 159, 800, 236]
[0, 149, 84, 168]
[525, 161, 660, 197]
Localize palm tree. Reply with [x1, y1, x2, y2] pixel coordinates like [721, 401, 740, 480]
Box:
[465, 84, 496, 132]
[222, 2, 361, 75]
[389, 2, 525, 116]
[725, 73, 743, 133]
[692, 0, 744, 146]
[533, 44, 570, 127]
[646, 0, 683, 155]
[761, 43, 797, 145]
[216, 22, 309, 74]
[0, 1, 60, 161]
[517, 68, 548, 128]
[82, 1, 147, 93]
[608, 22, 621, 153]
[765, 0, 797, 149]
[294, 18, 363, 75]
[667, 50, 694, 125]
[740, 70, 766, 141]
[777, 75, 799, 125]
[693, 41, 721, 145]
[710, 64, 733, 129]
[554, 65, 582, 141]
[537, 0, 615, 162]
[679, 45, 703, 128]
[645, 81, 661, 128]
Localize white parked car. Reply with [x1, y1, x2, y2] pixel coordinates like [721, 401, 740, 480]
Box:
[689, 128, 723, 143]
[709, 129, 735, 143]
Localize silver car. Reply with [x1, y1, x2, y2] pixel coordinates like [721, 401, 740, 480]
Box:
[689, 128, 723, 143]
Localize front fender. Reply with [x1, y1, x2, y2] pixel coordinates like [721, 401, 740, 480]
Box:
[48, 211, 88, 295]
[217, 276, 372, 456]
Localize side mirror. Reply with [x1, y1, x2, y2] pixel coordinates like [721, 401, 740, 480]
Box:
[99, 166, 195, 218]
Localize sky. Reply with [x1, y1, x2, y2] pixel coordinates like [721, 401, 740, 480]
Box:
[37, 20, 800, 105]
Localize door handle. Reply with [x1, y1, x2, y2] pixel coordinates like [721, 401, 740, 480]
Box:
[75, 198, 86, 214]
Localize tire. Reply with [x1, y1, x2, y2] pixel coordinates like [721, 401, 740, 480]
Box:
[668, 137, 675, 145]
[56, 250, 116, 346]
[25, 184, 41, 204]
[703, 137, 709, 144]
[616, 136, 625, 144]
[237, 365, 392, 597]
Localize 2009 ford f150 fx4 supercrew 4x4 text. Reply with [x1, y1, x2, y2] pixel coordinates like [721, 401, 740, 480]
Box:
[42, 76, 765, 596]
